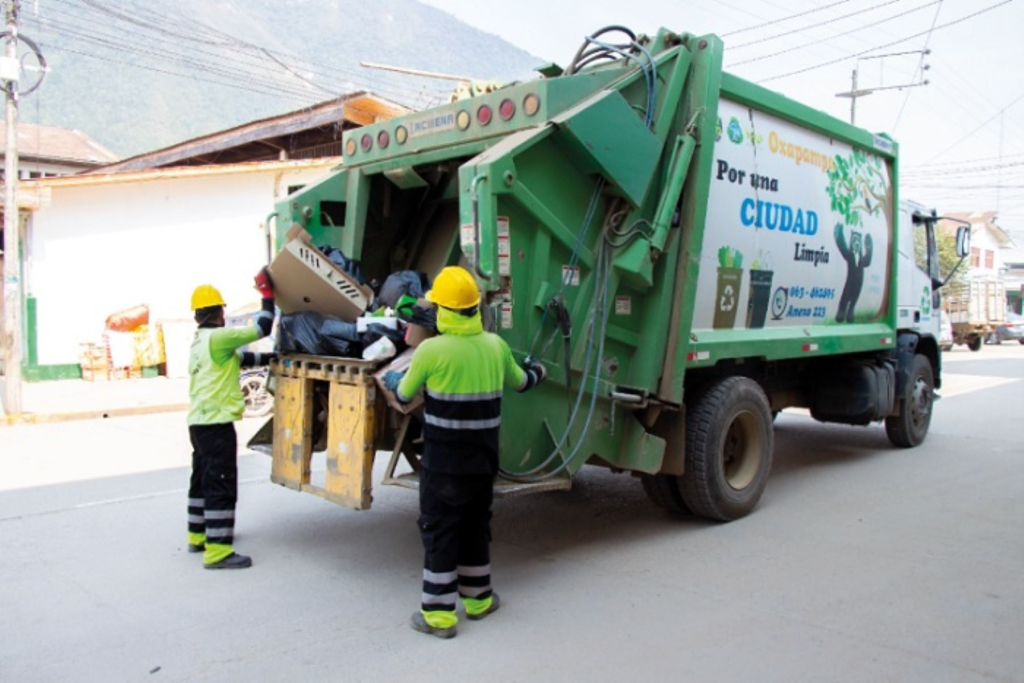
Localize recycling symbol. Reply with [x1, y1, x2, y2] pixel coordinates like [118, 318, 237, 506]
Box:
[720, 284, 736, 312]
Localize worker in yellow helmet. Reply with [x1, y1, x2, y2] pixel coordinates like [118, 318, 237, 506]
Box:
[382, 266, 546, 638]
[186, 269, 276, 569]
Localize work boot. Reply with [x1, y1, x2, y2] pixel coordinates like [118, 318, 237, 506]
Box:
[203, 552, 252, 570]
[188, 543, 205, 553]
[466, 592, 501, 621]
[410, 612, 457, 639]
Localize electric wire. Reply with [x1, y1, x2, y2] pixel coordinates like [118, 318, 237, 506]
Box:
[758, 1, 1013, 83]
[721, 0, 857, 36]
[892, 0, 943, 131]
[728, 0, 908, 50]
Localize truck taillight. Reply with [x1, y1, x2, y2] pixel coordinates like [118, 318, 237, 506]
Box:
[360, 134, 372, 152]
[345, 139, 356, 156]
[499, 98, 515, 120]
[477, 104, 493, 126]
[523, 93, 540, 116]
[395, 125, 408, 145]
[457, 110, 471, 131]
[377, 130, 390, 149]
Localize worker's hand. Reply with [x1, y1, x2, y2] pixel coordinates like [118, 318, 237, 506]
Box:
[524, 358, 547, 384]
[254, 267, 274, 299]
[382, 370, 406, 393]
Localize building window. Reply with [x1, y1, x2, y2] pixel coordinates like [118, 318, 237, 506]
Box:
[985, 250, 994, 269]
[970, 247, 980, 268]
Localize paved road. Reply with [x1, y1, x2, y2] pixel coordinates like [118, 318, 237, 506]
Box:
[2, 345, 1022, 682]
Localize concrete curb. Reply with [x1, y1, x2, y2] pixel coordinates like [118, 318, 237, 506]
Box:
[1, 403, 189, 428]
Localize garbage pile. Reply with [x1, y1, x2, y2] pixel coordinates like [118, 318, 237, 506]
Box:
[79, 304, 167, 381]
[267, 225, 437, 364]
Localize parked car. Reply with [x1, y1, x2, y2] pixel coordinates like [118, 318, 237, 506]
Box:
[987, 312, 1024, 345]
[939, 311, 954, 352]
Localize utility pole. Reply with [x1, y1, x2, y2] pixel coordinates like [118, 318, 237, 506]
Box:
[2, 0, 21, 415]
[836, 50, 931, 126]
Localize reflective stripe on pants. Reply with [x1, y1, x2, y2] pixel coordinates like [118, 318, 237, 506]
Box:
[418, 469, 494, 621]
[188, 423, 238, 556]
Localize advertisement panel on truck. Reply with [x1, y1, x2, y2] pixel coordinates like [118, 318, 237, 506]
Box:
[693, 99, 894, 332]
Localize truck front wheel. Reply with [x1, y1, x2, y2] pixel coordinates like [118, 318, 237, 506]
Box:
[885, 354, 934, 448]
[680, 377, 774, 521]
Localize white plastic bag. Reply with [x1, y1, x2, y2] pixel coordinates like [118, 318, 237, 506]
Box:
[361, 336, 397, 361]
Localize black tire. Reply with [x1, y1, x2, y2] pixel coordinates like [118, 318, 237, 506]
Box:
[1018, 339, 1024, 345]
[967, 337, 982, 352]
[680, 377, 774, 522]
[641, 473, 690, 514]
[885, 354, 934, 448]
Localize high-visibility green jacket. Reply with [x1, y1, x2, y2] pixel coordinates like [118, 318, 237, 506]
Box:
[397, 308, 539, 474]
[188, 325, 261, 425]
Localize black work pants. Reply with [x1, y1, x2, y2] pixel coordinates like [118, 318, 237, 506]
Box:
[418, 468, 494, 617]
[187, 423, 238, 547]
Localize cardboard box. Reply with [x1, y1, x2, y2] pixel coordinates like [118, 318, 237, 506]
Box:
[269, 224, 374, 322]
[373, 349, 423, 414]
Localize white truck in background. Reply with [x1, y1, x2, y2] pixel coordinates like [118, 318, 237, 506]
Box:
[944, 278, 1007, 352]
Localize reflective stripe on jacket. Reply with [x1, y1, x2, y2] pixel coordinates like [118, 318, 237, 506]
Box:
[397, 308, 527, 474]
[188, 326, 260, 425]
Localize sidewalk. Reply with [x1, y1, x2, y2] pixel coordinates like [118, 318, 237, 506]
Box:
[0, 376, 189, 425]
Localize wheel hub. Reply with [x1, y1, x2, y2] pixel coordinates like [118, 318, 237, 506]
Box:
[722, 410, 764, 491]
[909, 378, 932, 431]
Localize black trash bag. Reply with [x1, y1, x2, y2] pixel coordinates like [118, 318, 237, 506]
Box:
[378, 271, 429, 309]
[398, 304, 438, 333]
[359, 322, 408, 355]
[277, 312, 361, 357]
[317, 244, 364, 284]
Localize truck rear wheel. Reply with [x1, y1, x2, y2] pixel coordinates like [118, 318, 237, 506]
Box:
[967, 337, 982, 352]
[885, 354, 934, 448]
[680, 377, 774, 521]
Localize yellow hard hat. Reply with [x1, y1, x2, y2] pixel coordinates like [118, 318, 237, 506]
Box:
[191, 284, 226, 311]
[426, 266, 480, 310]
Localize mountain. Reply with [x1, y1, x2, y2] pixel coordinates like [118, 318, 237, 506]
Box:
[21, 0, 542, 158]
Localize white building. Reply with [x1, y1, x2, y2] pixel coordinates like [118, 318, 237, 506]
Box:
[1, 92, 407, 380]
[939, 211, 1021, 315]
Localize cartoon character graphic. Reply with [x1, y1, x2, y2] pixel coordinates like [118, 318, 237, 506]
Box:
[834, 223, 873, 323]
[727, 117, 744, 144]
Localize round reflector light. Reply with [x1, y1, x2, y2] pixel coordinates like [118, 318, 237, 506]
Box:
[456, 110, 471, 130]
[345, 138, 357, 156]
[377, 130, 390, 149]
[395, 125, 408, 144]
[499, 98, 516, 120]
[523, 93, 540, 117]
[360, 134, 372, 152]
[477, 104, 493, 126]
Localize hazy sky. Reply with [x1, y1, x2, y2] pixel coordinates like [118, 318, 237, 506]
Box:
[420, 0, 1024, 240]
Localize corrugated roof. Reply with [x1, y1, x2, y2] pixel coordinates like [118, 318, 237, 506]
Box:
[93, 92, 408, 174]
[0, 123, 119, 165]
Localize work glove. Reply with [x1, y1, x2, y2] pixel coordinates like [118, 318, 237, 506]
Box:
[382, 369, 406, 393]
[254, 267, 274, 299]
[524, 357, 547, 384]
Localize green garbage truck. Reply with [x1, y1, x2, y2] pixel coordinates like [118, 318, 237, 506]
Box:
[265, 26, 970, 521]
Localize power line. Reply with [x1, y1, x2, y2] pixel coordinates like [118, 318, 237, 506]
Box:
[729, 1, 941, 68]
[924, 91, 1024, 163]
[758, 1, 1013, 83]
[50, 0, 450, 105]
[729, 0, 908, 50]
[891, 0, 943, 130]
[722, 0, 857, 36]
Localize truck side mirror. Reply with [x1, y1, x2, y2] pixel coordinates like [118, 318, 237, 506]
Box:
[956, 225, 970, 258]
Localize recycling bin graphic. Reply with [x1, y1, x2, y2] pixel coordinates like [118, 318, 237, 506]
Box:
[745, 269, 775, 329]
[713, 267, 743, 329]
